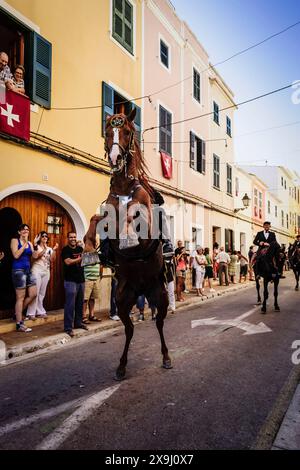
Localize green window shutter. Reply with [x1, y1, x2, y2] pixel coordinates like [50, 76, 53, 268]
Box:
[132, 104, 141, 144]
[113, 0, 133, 55]
[102, 82, 114, 136]
[31, 32, 52, 108]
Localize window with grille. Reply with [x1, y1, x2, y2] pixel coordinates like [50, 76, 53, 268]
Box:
[112, 0, 133, 55]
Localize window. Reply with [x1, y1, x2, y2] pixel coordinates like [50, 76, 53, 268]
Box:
[226, 116, 232, 137]
[190, 132, 205, 174]
[268, 200, 271, 214]
[213, 154, 220, 189]
[281, 210, 284, 227]
[159, 105, 172, 156]
[112, 0, 133, 55]
[235, 177, 239, 197]
[275, 205, 278, 218]
[298, 189, 300, 204]
[226, 164, 232, 195]
[102, 82, 141, 140]
[258, 192, 262, 219]
[47, 215, 62, 234]
[0, 9, 52, 108]
[193, 68, 200, 103]
[213, 101, 219, 125]
[191, 227, 202, 251]
[287, 214, 289, 229]
[160, 39, 169, 69]
[284, 180, 287, 190]
[254, 188, 258, 217]
[281, 177, 283, 186]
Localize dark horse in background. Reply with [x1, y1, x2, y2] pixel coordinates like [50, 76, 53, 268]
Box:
[252, 241, 281, 313]
[84, 109, 172, 380]
[288, 245, 300, 290]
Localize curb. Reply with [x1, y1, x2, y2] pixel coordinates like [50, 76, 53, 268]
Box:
[1, 282, 254, 365]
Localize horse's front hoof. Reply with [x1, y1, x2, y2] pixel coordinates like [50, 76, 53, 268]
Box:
[274, 306, 280, 312]
[162, 360, 173, 369]
[255, 301, 261, 306]
[295, 287, 299, 291]
[261, 308, 266, 314]
[114, 368, 126, 381]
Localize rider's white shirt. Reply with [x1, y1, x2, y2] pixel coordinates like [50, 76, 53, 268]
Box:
[264, 231, 269, 239]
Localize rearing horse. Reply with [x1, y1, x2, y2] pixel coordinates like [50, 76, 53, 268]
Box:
[84, 108, 172, 380]
[252, 241, 281, 313]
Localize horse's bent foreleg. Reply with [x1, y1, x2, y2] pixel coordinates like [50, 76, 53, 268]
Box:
[84, 215, 102, 252]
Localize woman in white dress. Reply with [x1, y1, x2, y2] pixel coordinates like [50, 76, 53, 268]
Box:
[26, 231, 58, 319]
[194, 247, 207, 296]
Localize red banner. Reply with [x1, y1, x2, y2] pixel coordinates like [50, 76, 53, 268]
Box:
[160, 151, 172, 179]
[0, 87, 30, 141]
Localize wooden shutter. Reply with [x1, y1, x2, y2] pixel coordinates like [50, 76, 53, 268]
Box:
[133, 104, 141, 143]
[102, 82, 114, 136]
[190, 131, 196, 170]
[31, 32, 52, 108]
[201, 140, 206, 174]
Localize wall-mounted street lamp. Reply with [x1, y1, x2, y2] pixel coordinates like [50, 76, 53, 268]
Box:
[234, 193, 251, 213]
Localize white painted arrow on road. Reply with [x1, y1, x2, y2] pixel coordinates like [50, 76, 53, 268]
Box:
[191, 306, 272, 335]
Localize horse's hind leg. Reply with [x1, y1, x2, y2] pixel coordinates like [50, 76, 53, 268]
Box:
[274, 278, 280, 311]
[154, 287, 172, 369]
[115, 290, 136, 381]
[295, 271, 299, 291]
[256, 276, 261, 304]
[261, 278, 268, 313]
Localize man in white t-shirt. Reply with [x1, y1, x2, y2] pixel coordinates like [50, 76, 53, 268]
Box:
[216, 247, 230, 286]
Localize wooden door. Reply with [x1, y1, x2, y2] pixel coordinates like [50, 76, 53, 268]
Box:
[0, 192, 74, 318]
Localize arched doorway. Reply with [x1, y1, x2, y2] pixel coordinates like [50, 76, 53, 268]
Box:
[0, 192, 75, 319]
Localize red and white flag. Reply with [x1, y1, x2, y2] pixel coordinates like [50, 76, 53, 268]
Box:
[0, 87, 30, 141]
[160, 151, 172, 179]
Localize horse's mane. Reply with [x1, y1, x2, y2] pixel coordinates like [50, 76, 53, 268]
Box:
[128, 121, 155, 201]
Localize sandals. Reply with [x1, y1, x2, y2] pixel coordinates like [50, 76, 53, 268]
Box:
[82, 317, 91, 324]
[89, 316, 101, 322]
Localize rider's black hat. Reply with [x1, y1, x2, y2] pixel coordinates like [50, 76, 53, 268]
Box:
[263, 221, 271, 225]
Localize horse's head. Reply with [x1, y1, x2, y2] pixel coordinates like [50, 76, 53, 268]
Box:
[105, 108, 137, 174]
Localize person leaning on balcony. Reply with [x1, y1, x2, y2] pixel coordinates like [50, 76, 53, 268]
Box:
[215, 247, 230, 286]
[10, 65, 26, 95]
[0, 51, 13, 87]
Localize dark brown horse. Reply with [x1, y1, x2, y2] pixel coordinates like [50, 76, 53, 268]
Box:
[84, 109, 172, 380]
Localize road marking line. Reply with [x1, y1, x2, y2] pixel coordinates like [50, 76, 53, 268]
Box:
[191, 306, 272, 335]
[0, 397, 84, 437]
[36, 384, 120, 450]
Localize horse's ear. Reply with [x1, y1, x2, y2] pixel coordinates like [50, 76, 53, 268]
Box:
[127, 107, 137, 123]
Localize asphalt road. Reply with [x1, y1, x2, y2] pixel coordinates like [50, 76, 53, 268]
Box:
[0, 274, 300, 450]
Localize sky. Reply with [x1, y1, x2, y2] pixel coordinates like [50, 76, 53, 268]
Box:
[170, 0, 300, 174]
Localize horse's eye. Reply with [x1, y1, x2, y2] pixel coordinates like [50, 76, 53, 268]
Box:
[124, 130, 130, 136]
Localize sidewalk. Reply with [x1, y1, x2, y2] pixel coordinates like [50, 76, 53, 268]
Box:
[0, 278, 254, 363]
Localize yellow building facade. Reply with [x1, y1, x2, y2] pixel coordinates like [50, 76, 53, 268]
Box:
[0, 0, 142, 316]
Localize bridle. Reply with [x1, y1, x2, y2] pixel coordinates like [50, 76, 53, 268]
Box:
[105, 116, 135, 176]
